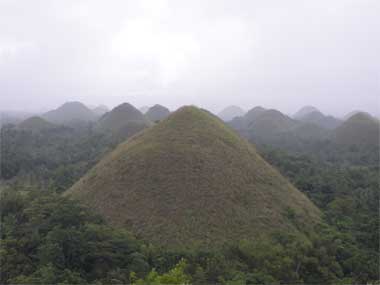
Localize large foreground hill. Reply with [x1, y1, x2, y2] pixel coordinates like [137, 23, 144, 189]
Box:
[67, 106, 320, 248]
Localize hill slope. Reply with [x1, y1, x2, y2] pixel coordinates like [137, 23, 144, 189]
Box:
[145, 104, 170, 122]
[42, 102, 96, 124]
[334, 112, 379, 146]
[67, 106, 320, 248]
[297, 111, 341, 130]
[18, 116, 55, 131]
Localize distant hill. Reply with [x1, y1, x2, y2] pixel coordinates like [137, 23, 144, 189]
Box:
[42, 102, 96, 125]
[293, 106, 319, 119]
[342, 110, 372, 121]
[0, 111, 36, 126]
[67, 106, 320, 248]
[139, 106, 150, 114]
[244, 106, 267, 124]
[228, 106, 266, 131]
[297, 111, 342, 130]
[92, 105, 109, 117]
[17, 116, 55, 131]
[333, 112, 379, 147]
[217, 105, 245, 121]
[96, 103, 151, 139]
[228, 108, 337, 153]
[290, 122, 330, 140]
[248, 109, 299, 139]
[145, 104, 170, 122]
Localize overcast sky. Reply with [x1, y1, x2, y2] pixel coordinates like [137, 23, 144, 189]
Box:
[0, 0, 379, 116]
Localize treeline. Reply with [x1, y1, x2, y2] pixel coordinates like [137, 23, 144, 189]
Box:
[0, 124, 120, 191]
[1, 185, 377, 284]
[261, 147, 379, 270]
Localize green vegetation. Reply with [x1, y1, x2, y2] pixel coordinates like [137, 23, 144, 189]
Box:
[0, 124, 117, 191]
[261, 147, 379, 254]
[67, 106, 320, 248]
[1, 184, 376, 284]
[1, 104, 379, 284]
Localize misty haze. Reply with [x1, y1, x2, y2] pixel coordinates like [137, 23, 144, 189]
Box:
[0, 1, 379, 285]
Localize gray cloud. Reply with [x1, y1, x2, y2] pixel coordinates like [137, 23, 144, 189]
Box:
[0, 0, 379, 117]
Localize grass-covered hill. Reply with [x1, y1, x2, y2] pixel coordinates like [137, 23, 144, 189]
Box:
[333, 112, 380, 147]
[145, 104, 170, 122]
[42, 102, 96, 125]
[66, 106, 321, 248]
[18, 116, 55, 131]
[96, 103, 151, 139]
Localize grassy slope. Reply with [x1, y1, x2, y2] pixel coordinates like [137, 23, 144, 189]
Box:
[18, 116, 55, 131]
[66, 106, 321, 248]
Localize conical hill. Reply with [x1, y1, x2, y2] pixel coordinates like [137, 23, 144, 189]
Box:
[66, 106, 320, 248]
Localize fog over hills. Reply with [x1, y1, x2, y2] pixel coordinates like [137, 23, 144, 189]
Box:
[1, 1, 379, 117]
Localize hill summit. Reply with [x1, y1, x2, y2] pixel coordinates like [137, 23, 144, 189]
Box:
[145, 104, 170, 122]
[18, 116, 55, 131]
[67, 106, 320, 248]
[293, 106, 319, 119]
[42, 102, 96, 124]
[334, 112, 379, 146]
[217, 105, 245, 121]
[297, 110, 341, 130]
[96, 103, 151, 138]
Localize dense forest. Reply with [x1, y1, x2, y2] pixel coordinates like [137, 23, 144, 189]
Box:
[0, 103, 379, 284]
